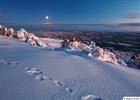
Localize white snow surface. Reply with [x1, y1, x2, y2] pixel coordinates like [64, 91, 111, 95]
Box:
[40, 38, 63, 49]
[0, 37, 140, 100]
[0, 25, 128, 66]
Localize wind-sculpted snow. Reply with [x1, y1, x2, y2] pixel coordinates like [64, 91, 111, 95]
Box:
[67, 40, 127, 67]
[40, 38, 63, 49]
[16, 28, 47, 48]
[0, 38, 140, 100]
[0, 24, 136, 67]
[0, 25, 48, 48]
[16, 28, 29, 41]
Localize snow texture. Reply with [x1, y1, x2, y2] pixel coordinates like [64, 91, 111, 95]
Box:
[0, 37, 140, 100]
[0, 25, 140, 100]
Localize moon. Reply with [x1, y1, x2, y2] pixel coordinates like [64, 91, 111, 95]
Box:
[45, 16, 49, 20]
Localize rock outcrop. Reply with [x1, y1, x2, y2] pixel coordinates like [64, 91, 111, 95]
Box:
[129, 53, 140, 69]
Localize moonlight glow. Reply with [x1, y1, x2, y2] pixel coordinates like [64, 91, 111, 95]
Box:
[45, 16, 49, 20]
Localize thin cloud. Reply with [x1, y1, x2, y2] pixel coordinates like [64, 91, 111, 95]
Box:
[114, 13, 140, 24]
[123, 13, 140, 19]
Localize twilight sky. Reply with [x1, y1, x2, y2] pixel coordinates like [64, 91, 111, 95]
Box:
[0, 0, 140, 25]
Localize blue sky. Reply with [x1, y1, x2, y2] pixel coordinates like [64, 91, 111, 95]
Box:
[0, 0, 140, 25]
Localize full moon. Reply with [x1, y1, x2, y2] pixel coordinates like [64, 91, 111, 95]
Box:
[45, 16, 49, 20]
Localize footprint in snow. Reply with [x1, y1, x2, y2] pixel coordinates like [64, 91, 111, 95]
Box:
[10, 61, 20, 66]
[0, 59, 72, 94]
[24, 67, 73, 94]
[0, 59, 8, 64]
[65, 87, 73, 93]
[5, 61, 21, 66]
[24, 67, 46, 81]
[0, 59, 20, 66]
[53, 80, 62, 86]
[49, 77, 73, 93]
[47, 76, 53, 80]
[25, 67, 41, 75]
[35, 74, 46, 81]
[1, 61, 8, 64]
[82, 95, 102, 100]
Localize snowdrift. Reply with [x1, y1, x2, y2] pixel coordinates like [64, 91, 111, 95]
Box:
[0, 24, 128, 67]
[0, 37, 140, 100]
[0, 25, 140, 100]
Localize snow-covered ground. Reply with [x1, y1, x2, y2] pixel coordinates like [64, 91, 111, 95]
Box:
[0, 25, 132, 67]
[40, 37, 63, 49]
[0, 36, 140, 100]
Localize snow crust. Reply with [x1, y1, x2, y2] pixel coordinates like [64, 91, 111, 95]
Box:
[0, 25, 136, 67]
[0, 37, 140, 100]
[82, 95, 102, 100]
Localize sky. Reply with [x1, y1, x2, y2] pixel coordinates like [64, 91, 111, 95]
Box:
[0, 0, 140, 26]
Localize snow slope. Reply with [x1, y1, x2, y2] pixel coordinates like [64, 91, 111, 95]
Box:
[0, 25, 129, 67]
[0, 37, 140, 100]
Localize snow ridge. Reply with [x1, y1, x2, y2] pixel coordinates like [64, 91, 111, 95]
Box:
[0, 25, 127, 67]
